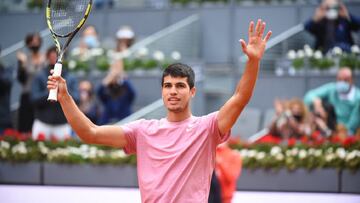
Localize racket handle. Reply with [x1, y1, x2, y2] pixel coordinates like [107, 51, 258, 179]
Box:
[47, 63, 62, 102]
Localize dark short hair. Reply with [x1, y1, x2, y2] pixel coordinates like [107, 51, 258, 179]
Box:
[161, 63, 195, 89]
[25, 33, 42, 47]
[46, 46, 58, 58]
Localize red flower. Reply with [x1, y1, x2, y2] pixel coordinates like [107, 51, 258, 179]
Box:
[37, 133, 46, 142]
[287, 137, 297, 147]
[342, 136, 357, 147]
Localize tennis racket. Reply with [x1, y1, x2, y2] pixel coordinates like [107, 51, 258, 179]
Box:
[46, 0, 92, 101]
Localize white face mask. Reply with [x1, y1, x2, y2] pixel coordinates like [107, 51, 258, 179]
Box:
[336, 81, 351, 94]
[326, 8, 338, 20]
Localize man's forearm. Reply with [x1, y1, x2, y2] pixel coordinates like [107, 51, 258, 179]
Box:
[234, 58, 260, 105]
[59, 93, 96, 143]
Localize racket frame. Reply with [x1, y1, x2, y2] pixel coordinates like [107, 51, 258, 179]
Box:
[46, 0, 92, 101]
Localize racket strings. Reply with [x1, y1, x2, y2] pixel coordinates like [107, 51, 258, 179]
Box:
[50, 0, 89, 36]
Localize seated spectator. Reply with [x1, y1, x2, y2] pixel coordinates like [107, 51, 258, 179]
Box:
[78, 80, 101, 124]
[0, 54, 13, 134]
[269, 98, 312, 139]
[97, 65, 136, 124]
[16, 32, 45, 133]
[31, 46, 79, 140]
[309, 100, 337, 137]
[305, 0, 360, 53]
[304, 67, 360, 135]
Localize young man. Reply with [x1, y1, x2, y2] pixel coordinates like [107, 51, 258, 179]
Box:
[47, 20, 271, 202]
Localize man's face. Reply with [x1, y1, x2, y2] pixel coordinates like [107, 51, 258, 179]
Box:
[337, 69, 352, 85]
[162, 76, 195, 113]
[47, 51, 58, 66]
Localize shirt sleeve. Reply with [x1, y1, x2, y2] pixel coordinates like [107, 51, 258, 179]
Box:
[304, 83, 335, 106]
[205, 111, 231, 145]
[121, 119, 144, 154]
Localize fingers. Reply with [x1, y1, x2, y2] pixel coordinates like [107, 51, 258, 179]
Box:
[255, 19, 262, 36]
[248, 21, 254, 38]
[239, 39, 247, 53]
[263, 30, 272, 42]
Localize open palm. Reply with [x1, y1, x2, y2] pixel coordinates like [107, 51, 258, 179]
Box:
[240, 19, 272, 61]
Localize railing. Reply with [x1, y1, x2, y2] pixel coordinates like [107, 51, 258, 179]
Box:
[126, 14, 200, 61]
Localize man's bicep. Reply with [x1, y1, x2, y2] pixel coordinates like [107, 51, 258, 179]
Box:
[218, 95, 246, 135]
[93, 125, 128, 148]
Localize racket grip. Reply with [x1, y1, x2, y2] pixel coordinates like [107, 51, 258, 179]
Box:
[47, 63, 62, 102]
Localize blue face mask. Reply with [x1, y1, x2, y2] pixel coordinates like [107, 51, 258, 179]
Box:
[336, 81, 350, 94]
[84, 36, 99, 48]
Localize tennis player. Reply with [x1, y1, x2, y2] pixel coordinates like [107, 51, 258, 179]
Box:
[47, 19, 271, 202]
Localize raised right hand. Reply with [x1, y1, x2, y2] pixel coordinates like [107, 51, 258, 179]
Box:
[47, 69, 69, 102]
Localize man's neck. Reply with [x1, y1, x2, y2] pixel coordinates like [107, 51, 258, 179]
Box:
[166, 110, 192, 122]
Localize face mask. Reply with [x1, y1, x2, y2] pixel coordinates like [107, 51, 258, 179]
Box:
[326, 8, 338, 20]
[84, 36, 99, 48]
[29, 45, 41, 53]
[336, 81, 350, 94]
[293, 114, 303, 122]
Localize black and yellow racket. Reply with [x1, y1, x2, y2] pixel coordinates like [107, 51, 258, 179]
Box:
[46, 0, 92, 101]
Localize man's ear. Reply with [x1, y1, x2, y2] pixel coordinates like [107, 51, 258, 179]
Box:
[190, 87, 196, 98]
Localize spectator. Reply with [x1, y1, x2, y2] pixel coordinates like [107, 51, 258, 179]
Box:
[304, 67, 360, 135]
[310, 100, 337, 137]
[97, 64, 136, 124]
[215, 142, 242, 203]
[269, 98, 312, 139]
[78, 80, 101, 124]
[115, 26, 135, 53]
[71, 25, 101, 59]
[31, 46, 79, 140]
[305, 0, 360, 53]
[0, 56, 13, 134]
[16, 32, 45, 133]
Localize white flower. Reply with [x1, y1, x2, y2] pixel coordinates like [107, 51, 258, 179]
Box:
[291, 148, 299, 156]
[248, 150, 257, 158]
[314, 50, 323, 59]
[287, 50, 296, 60]
[304, 44, 313, 57]
[351, 45, 360, 54]
[110, 150, 127, 159]
[314, 149, 322, 157]
[90, 48, 104, 56]
[325, 153, 335, 162]
[12, 142, 27, 154]
[171, 51, 181, 61]
[276, 153, 284, 161]
[0, 141, 10, 149]
[346, 151, 356, 161]
[299, 149, 307, 159]
[256, 152, 266, 160]
[332, 47, 343, 56]
[153, 50, 165, 62]
[270, 146, 282, 156]
[327, 147, 334, 154]
[297, 50, 305, 58]
[239, 149, 248, 157]
[68, 60, 77, 70]
[336, 148, 346, 159]
[308, 148, 315, 155]
[135, 47, 149, 58]
[38, 142, 49, 155]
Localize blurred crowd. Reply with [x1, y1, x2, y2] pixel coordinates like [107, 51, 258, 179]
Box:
[0, 25, 137, 140]
[267, 67, 360, 142]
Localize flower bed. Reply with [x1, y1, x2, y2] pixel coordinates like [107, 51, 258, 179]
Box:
[1, 129, 360, 171]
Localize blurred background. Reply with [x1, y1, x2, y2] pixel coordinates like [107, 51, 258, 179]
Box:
[1, 0, 360, 202]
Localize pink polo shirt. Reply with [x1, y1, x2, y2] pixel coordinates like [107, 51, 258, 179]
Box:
[122, 111, 230, 203]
